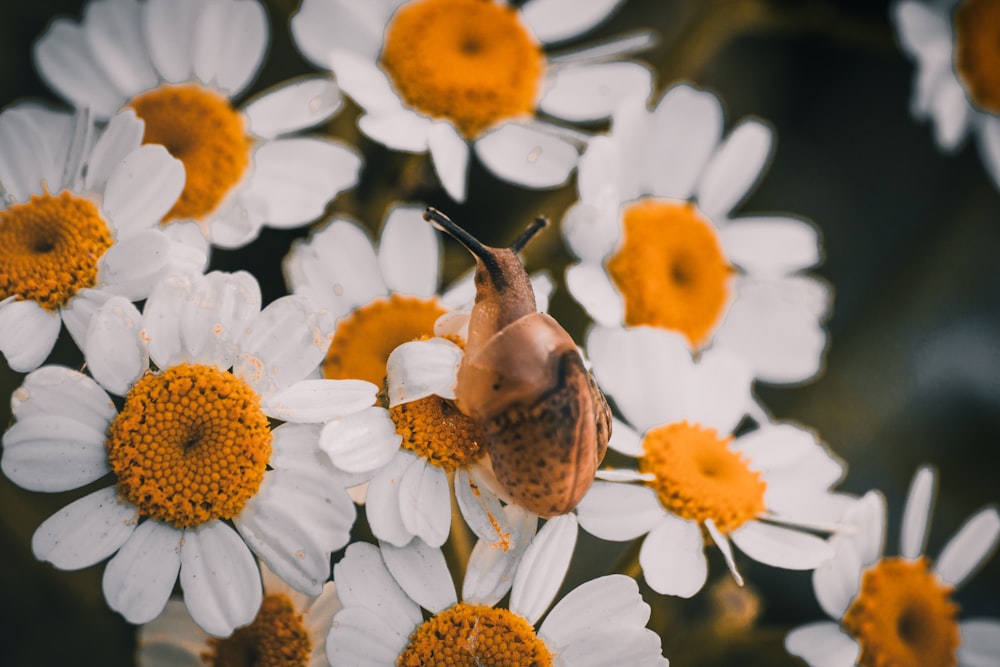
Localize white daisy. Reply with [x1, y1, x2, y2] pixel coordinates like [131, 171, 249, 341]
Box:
[0, 103, 199, 373]
[575, 325, 844, 598]
[786, 465, 1000, 667]
[562, 83, 831, 385]
[892, 0, 1000, 190]
[326, 512, 669, 666]
[291, 0, 654, 202]
[137, 563, 341, 667]
[0, 270, 378, 636]
[34, 0, 362, 249]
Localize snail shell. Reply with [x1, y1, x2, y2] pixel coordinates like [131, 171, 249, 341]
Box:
[424, 208, 611, 517]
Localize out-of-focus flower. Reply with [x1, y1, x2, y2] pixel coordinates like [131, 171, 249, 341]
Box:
[0, 271, 378, 636]
[137, 563, 341, 667]
[34, 0, 362, 249]
[291, 0, 653, 202]
[326, 513, 668, 666]
[892, 0, 1000, 190]
[786, 465, 1000, 667]
[0, 104, 199, 372]
[563, 83, 830, 384]
[575, 326, 846, 598]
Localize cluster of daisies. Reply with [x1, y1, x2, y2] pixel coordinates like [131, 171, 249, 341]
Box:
[0, 0, 997, 665]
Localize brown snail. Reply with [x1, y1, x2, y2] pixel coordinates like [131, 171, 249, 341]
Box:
[424, 207, 611, 518]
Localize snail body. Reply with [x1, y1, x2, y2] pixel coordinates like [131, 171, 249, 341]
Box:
[424, 208, 611, 518]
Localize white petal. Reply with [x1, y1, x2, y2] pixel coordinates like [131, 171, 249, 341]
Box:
[143, 0, 201, 83]
[901, 465, 936, 560]
[378, 205, 441, 297]
[539, 574, 649, 648]
[697, 119, 773, 220]
[958, 619, 1000, 667]
[320, 407, 402, 474]
[386, 338, 461, 407]
[520, 0, 626, 44]
[510, 514, 578, 624]
[103, 520, 182, 624]
[366, 453, 417, 547]
[934, 506, 1000, 588]
[83, 0, 158, 97]
[84, 296, 147, 397]
[333, 542, 422, 635]
[930, 73, 971, 150]
[359, 110, 432, 152]
[608, 417, 643, 456]
[11, 364, 116, 431]
[98, 229, 173, 300]
[243, 76, 343, 139]
[329, 49, 402, 113]
[576, 481, 664, 541]
[62, 289, 115, 352]
[729, 521, 834, 570]
[32, 486, 138, 569]
[85, 109, 145, 192]
[813, 534, 863, 620]
[103, 144, 185, 237]
[1, 415, 110, 492]
[720, 216, 821, 276]
[263, 378, 376, 423]
[235, 294, 334, 395]
[0, 105, 57, 203]
[380, 539, 457, 614]
[33, 18, 124, 118]
[552, 627, 666, 667]
[681, 348, 753, 435]
[291, 0, 389, 68]
[541, 61, 652, 122]
[561, 200, 620, 263]
[844, 490, 887, 567]
[192, 0, 268, 98]
[462, 504, 538, 607]
[455, 467, 509, 545]
[0, 299, 61, 372]
[639, 515, 707, 597]
[784, 621, 860, 667]
[475, 123, 578, 190]
[397, 458, 451, 548]
[326, 606, 408, 667]
[236, 469, 356, 596]
[706, 519, 744, 586]
[180, 521, 262, 637]
[646, 83, 724, 200]
[244, 138, 361, 227]
[565, 262, 624, 327]
[429, 121, 469, 202]
[978, 117, 1000, 192]
[136, 600, 207, 667]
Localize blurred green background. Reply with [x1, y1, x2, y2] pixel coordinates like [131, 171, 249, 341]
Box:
[1, 0, 998, 665]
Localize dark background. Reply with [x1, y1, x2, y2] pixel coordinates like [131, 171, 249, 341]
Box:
[1, 0, 998, 665]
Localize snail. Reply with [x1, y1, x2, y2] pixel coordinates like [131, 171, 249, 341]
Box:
[424, 207, 611, 518]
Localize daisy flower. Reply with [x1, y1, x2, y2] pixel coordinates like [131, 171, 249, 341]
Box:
[326, 513, 668, 666]
[137, 563, 341, 667]
[892, 0, 1000, 190]
[786, 466, 1000, 667]
[575, 326, 843, 598]
[562, 83, 830, 384]
[290, 0, 654, 202]
[35, 0, 362, 249]
[0, 270, 378, 636]
[0, 103, 199, 373]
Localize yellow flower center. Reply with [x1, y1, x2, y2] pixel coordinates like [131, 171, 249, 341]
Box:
[397, 602, 552, 667]
[640, 421, 766, 533]
[842, 557, 960, 667]
[606, 199, 733, 349]
[0, 191, 112, 311]
[322, 294, 447, 386]
[390, 395, 484, 471]
[106, 363, 272, 528]
[129, 84, 250, 222]
[202, 593, 312, 667]
[954, 0, 1000, 115]
[379, 0, 544, 138]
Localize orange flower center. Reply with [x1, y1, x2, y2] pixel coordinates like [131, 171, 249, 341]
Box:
[606, 199, 733, 349]
[397, 602, 552, 667]
[322, 294, 447, 386]
[640, 421, 765, 533]
[106, 363, 272, 528]
[0, 191, 112, 310]
[390, 395, 484, 471]
[843, 557, 960, 667]
[129, 84, 250, 222]
[380, 0, 544, 138]
[203, 593, 312, 667]
[954, 0, 1000, 115]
